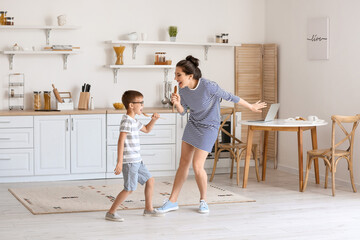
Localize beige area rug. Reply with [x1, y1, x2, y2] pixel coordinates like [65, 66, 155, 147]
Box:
[8, 177, 255, 215]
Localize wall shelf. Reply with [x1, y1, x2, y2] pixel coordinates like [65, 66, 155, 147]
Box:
[1, 51, 81, 70]
[0, 25, 80, 45]
[105, 40, 241, 60]
[105, 65, 175, 83]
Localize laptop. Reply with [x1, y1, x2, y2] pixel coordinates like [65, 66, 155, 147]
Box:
[248, 103, 280, 122]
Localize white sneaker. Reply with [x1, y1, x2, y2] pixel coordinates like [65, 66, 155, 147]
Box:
[105, 212, 124, 222]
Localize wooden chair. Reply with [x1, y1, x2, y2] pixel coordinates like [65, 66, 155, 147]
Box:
[210, 108, 260, 185]
[303, 115, 360, 196]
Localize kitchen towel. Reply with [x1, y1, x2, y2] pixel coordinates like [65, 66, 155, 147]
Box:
[9, 177, 255, 215]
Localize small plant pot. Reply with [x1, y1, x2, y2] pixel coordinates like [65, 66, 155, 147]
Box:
[170, 37, 177, 42]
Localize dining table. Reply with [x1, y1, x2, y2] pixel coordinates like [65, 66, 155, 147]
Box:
[240, 119, 328, 191]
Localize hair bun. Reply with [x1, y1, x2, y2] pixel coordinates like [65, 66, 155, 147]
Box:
[185, 55, 199, 68]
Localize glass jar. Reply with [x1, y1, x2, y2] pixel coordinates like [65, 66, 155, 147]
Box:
[43, 91, 51, 110]
[33, 91, 41, 110]
[216, 35, 222, 43]
[0, 11, 7, 25]
[222, 33, 229, 43]
[5, 17, 14, 25]
[155, 52, 161, 63]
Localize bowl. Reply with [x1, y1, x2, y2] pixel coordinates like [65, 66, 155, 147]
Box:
[113, 102, 124, 110]
[127, 32, 138, 41]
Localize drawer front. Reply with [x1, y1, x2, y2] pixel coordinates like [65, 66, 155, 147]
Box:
[107, 125, 176, 145]
[107, 114, 123, 126]
[0, 128, 34, 149]
[141, 144, 176, 171]
[0, 116, 33, 128]
[0, 149, 34, 176]
[107, 144, 175, 172]
[107, 113, 175, 126]
[139, 125, 176, 144]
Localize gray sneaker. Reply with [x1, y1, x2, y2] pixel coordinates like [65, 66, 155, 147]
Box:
[105, 212, 124, 222]
[143, 209, 165, 217]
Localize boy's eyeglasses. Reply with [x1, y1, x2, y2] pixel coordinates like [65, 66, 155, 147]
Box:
[132, 101, 144, 105]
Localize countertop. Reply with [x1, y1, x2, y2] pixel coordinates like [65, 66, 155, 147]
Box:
[0, 107, 177, 116]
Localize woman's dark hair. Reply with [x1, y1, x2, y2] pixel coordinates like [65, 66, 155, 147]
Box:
[176, 55, 202, 80]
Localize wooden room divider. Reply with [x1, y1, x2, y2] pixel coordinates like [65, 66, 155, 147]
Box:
[235, 43, 278, 168]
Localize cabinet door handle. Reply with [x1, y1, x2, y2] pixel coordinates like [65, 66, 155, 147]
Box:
[0, 137, 11, 140]
[71, 118, 74, 131]
[181, 116, 183, 128]
[66, 119, 69, 131]
[0, 121, 11, 123]
[0, 158, 11, 160]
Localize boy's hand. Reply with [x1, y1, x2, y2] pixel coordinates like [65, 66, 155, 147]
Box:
[114, 164, 122, 175]
[152, 113, 160, 120]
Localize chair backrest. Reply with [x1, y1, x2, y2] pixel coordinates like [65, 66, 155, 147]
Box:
[330, 115, 360, 155]
[216, 108, 242, 148]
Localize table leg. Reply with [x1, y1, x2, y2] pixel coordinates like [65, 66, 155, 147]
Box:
[262, 130, 269, 181]
[311, 127, 320, 184]
[243, 126, 254, 188]
[297, 128, 304, 192]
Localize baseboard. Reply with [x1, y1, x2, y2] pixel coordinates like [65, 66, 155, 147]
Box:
[277, 164, 360, 189]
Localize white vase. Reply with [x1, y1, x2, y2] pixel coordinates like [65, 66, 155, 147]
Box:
[170, 37, 176, 42]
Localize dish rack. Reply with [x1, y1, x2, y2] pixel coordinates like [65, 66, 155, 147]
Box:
[8, 73, 25, 110]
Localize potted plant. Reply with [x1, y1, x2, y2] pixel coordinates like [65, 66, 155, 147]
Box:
[168, 26, 178, 42]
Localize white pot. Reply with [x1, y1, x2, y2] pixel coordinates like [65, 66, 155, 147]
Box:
[170, 37, 176, 42]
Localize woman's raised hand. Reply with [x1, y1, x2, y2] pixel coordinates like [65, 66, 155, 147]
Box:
[171, 92, 181, 106]
[250, 100, 267, 113]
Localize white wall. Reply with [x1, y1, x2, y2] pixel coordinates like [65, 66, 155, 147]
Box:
[0, 0, 265, 110]
[266, 0, 360, 185]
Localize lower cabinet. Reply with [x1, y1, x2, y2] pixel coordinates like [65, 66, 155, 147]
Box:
[107, 113, 176, 175]
[0, 116, 34, 177]
[34, 114, 105, 175]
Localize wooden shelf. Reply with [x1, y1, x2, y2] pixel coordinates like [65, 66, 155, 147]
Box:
[1, 51, 81, 70]
[105, 65, 175, 83]
[106, 40, 241, 60]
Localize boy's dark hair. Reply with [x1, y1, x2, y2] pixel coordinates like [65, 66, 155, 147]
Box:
[122, 90, 143, 109]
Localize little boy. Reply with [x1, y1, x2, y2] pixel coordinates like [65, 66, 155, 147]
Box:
[105, 90, 163, 221]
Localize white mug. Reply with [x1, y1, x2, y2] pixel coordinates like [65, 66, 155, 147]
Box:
[308, 115, 319, 122]
[57, 15, 66, 26]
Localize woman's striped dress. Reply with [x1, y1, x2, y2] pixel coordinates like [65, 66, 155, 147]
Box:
[178, 78, 240, 152]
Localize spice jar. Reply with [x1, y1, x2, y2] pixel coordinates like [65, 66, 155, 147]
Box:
[222, 33, 229, 43]
[216, 35, 222, 43]
[33, 91, 41, 110]
[155, 52, 161, 63]
[5, 17, 14, 25]
[0, 11, 7, 25]
[44, 91, 51, 110]
[10, 89, 15, 97]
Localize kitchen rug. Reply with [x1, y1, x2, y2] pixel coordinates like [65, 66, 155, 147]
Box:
[8, 177, 255, 215]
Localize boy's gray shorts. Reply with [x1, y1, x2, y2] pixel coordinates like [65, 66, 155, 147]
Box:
[122, 161, 152, 191]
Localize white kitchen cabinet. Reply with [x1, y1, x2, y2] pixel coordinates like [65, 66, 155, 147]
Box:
[34, 115, 70, 175]
[70, 114, 106, 173]
[34, 114, 106, 175]
[106, 113, 177, 175]
[0, 149, 34, 176]
[0, 116, 34, 177]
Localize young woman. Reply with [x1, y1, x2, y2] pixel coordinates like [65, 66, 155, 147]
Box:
[156, 55, 266, 214]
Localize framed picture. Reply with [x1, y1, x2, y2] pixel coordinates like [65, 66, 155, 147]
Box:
[307, 17, 329, 60]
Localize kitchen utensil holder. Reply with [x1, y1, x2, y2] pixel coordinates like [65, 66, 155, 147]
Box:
[78, 92, 90, 110]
